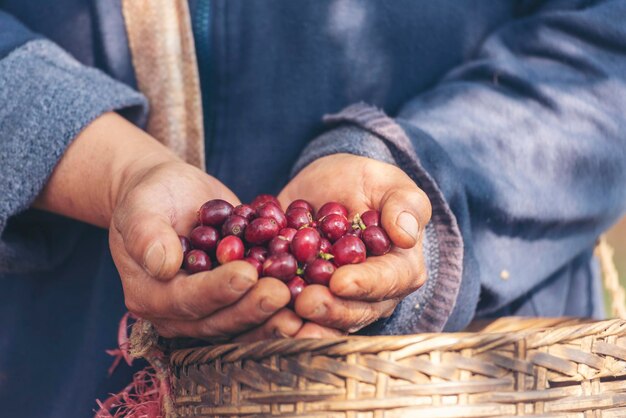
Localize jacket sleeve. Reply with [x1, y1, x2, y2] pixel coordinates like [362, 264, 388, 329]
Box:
[293, 0, 626, 333]
[0, 11, 148, 273]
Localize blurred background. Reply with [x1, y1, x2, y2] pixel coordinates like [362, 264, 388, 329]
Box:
[606, 215, 626, 316]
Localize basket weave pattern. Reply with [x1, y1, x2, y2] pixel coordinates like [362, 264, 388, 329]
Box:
[168, 318, 626, 417]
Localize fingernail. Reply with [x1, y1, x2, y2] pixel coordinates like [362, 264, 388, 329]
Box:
[260, 297, 280, 313]
[396, 212, 419, 241]
[309, 303, 327, 319]
[229, 274, 255, 292]
[144, 241, 165, 277]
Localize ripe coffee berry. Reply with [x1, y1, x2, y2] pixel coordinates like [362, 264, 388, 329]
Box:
[189, 225, 220, 253]
[222, 215, 248, 238]
[251, 194, 281, 210]
[198, 199, 234, 226]
[286, 276, 307, 309]
[268, 236, 290, 255]
[304, 258, 335, 286]
[184, 249, 212, 273]
[181, 197, 396, 290]
[257, 202, 288, 230]
[345, 226, 363, 239]
[278, 227, 297, 242]
[247, 246, 268, 263]
[331, 235, 367, 266]
[361, 210, 381, 227]
[362, 225, 392, 256]
[319, 237, 332, 254]
[317, 201, 348, 221]
[287, 199, 314, 215]
[286, 207, 313, 230]
[233, 204, 256, 221]
[216, 236, 245, 264]
[263, 253, 297, 282]
[319, 213, 349, 242]
[245, 217, 280, 244]
[291, 227, 321, 263]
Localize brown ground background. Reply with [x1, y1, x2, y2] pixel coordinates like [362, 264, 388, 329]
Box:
[606, 215, 626, 315]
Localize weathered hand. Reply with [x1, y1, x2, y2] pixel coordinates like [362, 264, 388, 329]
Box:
[33, 112, 303, 342]
[278, 154, 431, 337]
[110, 158, 302, 341]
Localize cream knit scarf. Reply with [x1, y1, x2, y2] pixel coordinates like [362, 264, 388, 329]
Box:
[121, 0, 205, 170]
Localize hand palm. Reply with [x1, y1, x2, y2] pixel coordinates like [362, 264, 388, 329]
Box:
[278, 154, 431, 337]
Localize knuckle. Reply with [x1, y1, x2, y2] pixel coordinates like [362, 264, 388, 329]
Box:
[112, 199, 133, 234]
[345, 274, 371, 299]
[346, 307, 377, 333]
[322, 303, 345, 328]
[239, 304, 269, 326]
[358, 263, 379, 294]
[379, 258, 403, 299]
[239, 300, 273, 326]
[327, 302, 363, 331]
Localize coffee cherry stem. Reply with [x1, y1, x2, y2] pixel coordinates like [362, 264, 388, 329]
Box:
[353, 213, 367, 231]
[319, 252, 334, 261]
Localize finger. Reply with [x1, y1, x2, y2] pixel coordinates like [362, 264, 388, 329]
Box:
[119, 258, 258, 320]
[113, 206, 183, 280]
[233, 309, 304, 342]
[329, 247, 426, 301]
[294, 285, 398, 333]
[294, 322, 346, 339]
[378, 183, 431, 249]
[277, 190, 296, 212]
[152, 278, 290, 339]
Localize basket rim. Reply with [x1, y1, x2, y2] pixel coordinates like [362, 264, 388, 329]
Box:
[169, 317, 626, 367]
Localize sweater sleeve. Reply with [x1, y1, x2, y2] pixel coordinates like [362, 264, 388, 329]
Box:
[293, 0, 626, 333]
[0, 11, 147, 273]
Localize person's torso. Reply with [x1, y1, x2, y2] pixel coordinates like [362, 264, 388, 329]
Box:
[4, 0, 517, 200]
[6, 2, 592, 417]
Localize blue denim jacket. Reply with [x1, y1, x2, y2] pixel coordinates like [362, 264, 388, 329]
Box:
[1, 1, 625, 416]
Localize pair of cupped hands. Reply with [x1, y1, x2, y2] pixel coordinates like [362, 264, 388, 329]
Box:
[109, 131, 431, 343]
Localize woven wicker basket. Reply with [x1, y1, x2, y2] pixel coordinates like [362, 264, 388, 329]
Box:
[168, 317, 626, 417]
[162, 239, 626, 417]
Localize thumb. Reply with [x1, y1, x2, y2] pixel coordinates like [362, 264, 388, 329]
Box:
[114, 211, 183, 280]
[379, 186, 432, 249]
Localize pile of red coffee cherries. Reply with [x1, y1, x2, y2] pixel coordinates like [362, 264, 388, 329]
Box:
[179, 195, 392, 307]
